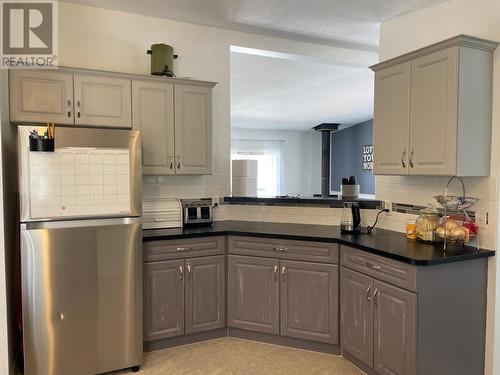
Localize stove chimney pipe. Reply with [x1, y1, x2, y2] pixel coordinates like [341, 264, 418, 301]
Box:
[312, 123, 340, 198]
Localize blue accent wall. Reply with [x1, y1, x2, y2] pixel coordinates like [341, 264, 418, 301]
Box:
[331, 120, 374, 194]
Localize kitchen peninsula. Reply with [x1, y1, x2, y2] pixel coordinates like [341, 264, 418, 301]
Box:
[142, 220, 492, 375]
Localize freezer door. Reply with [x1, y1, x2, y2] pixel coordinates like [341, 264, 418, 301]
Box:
[19, 126, 142, 222]
[21, 218, 143, 375]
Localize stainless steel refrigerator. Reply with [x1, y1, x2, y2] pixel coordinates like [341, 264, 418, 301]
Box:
[18, 126, 143, 375]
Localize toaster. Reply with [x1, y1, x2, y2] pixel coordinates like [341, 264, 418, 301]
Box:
[181, 198, 214, 226]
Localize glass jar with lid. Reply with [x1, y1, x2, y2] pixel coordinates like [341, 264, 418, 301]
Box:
[415, 204, 441, 243]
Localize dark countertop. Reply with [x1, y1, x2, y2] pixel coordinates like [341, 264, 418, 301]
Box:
[142, 221, 495, 266]
[224, 196, 382, 209]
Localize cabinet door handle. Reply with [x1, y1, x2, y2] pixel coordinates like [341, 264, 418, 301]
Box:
[373, 288, 379, 307]
[273, 247, 288, 252]
[409, 148, 415, 168]
[401, 148, 406, 168]
[176, 247, 192, 251]
[176, 155, 181, 169]
[169, 156, 173, 170]
[366, 261, 381, 270]
[366, 285, 372, 302]
[67, 100, 72, 118]
[77, 100, 81, 118]
[281, 266, 286, 282]
[274, 265, 278, 281]
[187, 264, 191, 274]
[178, 265, 183, 280]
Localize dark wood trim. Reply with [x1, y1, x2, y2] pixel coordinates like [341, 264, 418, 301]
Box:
[143, 328, 227, 352]
[228, 328, 341, 355]
[343, 350, 378, 375]
[145, 328, 343, 356]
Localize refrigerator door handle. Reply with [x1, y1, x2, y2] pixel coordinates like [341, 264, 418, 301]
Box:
[22, 217, 141, 230]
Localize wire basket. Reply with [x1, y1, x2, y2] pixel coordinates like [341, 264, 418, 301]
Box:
[434, 176, 479, 250]
[434, 195, 477, 211]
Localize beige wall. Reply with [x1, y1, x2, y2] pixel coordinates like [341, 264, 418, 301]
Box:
[0, 71, 10, 375]
[54, 2, 498, 373]
[57, 1, 376, 203]
[231, 128, 322, 196]
[378, 1, 500, 373]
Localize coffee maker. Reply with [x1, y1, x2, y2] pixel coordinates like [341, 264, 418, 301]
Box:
[340, 202, 361, 233]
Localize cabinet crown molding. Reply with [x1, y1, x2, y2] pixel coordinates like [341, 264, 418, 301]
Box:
[370, 34, 498, 72]
[49, 65, 218, 88]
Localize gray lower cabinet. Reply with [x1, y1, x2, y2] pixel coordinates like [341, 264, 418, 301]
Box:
[373, 280, 416, 375]
[227, 254, 339, 344]
[341, 267, 374, 367]
[144, 254, 225, 342]
[185, 255, 225, 334]
[281, 260, 338, 344]
[141, 237, 487, 375]
[143, 259, 184, 341]
[341, 266, 417, 375]
[228, 255, 280, 335]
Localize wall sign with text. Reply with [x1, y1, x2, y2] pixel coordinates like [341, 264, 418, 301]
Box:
[362, 145, 373, 171]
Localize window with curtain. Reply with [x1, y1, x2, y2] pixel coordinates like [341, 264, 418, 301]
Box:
[231, 139, 284, 197]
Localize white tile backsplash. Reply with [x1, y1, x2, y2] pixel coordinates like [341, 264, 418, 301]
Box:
[141, 162, 497, 250]
[142, 173, 230, 201]
[213, 203, 495, 250]
[375, 175, 497, 249]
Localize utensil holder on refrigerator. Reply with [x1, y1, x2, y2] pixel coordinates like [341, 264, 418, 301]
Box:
[29, 138, 54, 152]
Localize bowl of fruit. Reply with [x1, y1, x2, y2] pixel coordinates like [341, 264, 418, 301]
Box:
[434, 218, 478, 244]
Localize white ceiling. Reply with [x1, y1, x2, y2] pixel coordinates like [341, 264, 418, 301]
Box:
[231, 49, 375, 130]
[61, 0, 449, 131]
[62, 0, 449, 50]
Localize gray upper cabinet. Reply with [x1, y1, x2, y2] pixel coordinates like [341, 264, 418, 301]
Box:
[341, 267, 374, 368]
[228, 255, 280, 335]
[132, 80, 175, 175]
[280, 260, 338, 344]
[10, 68, 214, 175]
[185, 255, 225, 335]
[9, 70, 75, 124]
[373, 280, 417, 375]
[132, 80, 215, 176]
[372, 62, 411, 175]
[371, 35, 498, 176]
[409, 47, 458, 175]
[174, 83, 213, 175]
[143, 259, 184, 341]
[74, 74, 132, 128]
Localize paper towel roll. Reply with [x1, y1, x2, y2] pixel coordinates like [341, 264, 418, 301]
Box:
[232, 160, 258, 196]
[232, 159, 258, 177]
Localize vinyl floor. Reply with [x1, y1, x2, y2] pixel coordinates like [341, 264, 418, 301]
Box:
[113, 337, 365, 375]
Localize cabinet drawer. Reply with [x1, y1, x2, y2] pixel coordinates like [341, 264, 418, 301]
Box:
[144, 236, 225, 262]
[228, 236, 338, 264]
[341, 246, 417, 292]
